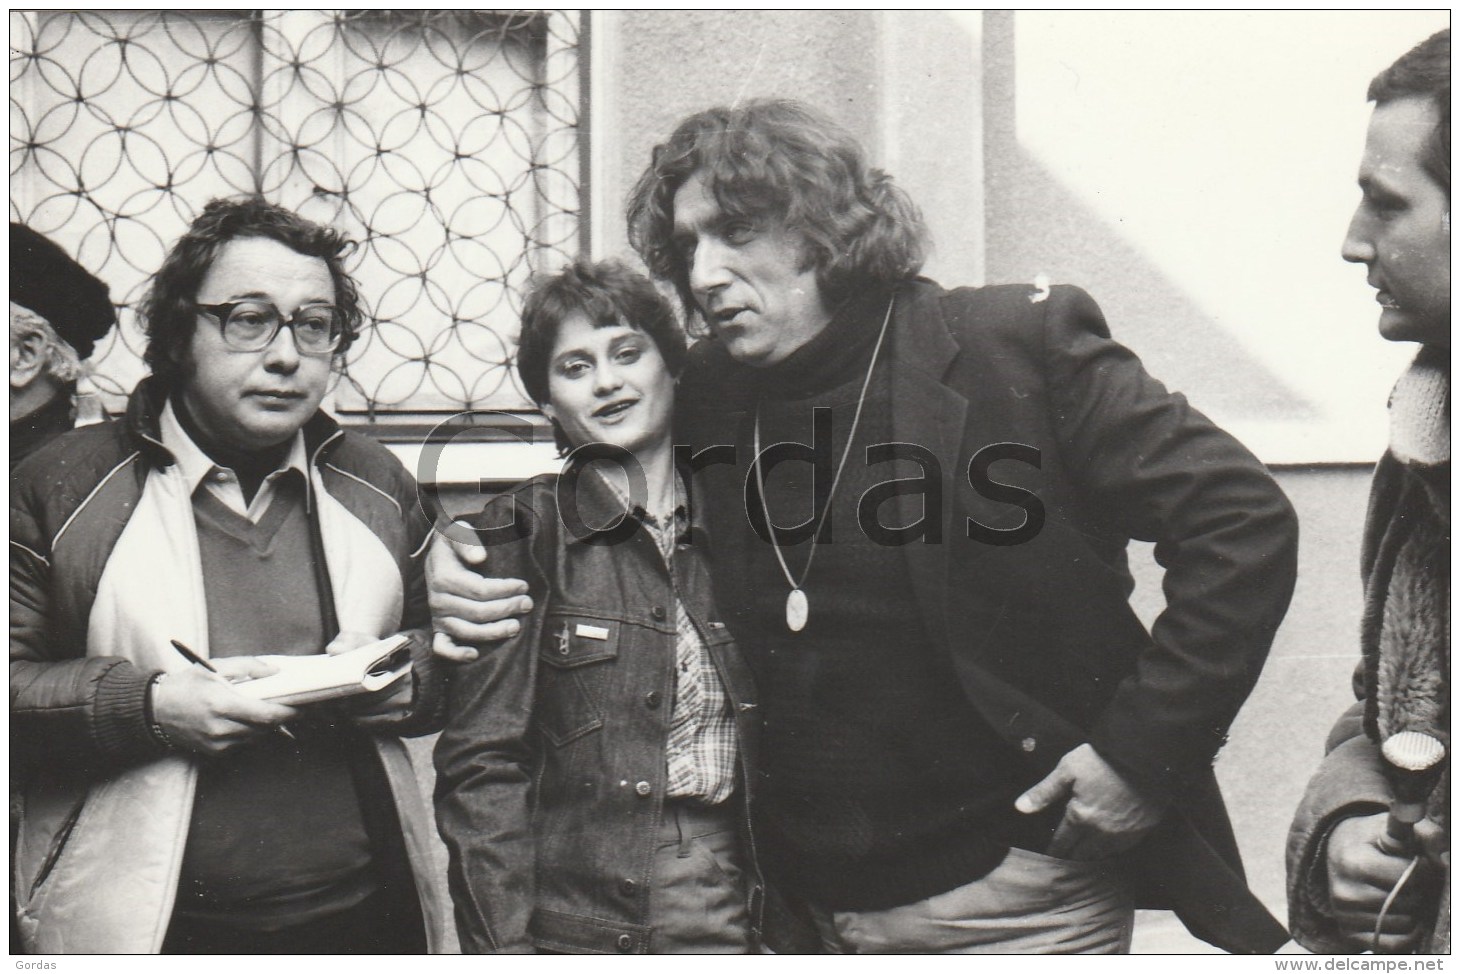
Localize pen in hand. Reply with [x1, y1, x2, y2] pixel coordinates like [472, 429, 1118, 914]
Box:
[169, 639, 214, 671]
[168, 640, 296, 741]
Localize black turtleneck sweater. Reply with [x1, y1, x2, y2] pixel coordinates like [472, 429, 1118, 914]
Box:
[712, 288, 1057, 911]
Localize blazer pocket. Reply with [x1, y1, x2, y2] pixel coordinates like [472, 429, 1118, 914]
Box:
[536, 613, 620, 746]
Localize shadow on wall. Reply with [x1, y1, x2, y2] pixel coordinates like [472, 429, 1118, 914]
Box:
[979, 11, 1314, 425]
[985, 145, 1316, 423]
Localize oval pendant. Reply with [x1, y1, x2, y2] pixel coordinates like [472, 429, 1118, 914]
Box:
[786, 588, 808, 632]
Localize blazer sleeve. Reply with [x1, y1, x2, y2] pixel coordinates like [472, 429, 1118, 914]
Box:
[431, 484, 550, 954]
[1041, 285, 1300, 798]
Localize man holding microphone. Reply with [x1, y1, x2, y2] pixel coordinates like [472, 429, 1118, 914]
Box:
[1287, 28, 1450, 956]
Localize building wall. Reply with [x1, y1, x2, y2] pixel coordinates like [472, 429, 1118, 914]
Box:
[984, 11, 1448, 464]
[589, 10, 986, 284]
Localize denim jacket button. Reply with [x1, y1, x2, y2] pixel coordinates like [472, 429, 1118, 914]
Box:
[616, 933, 634, 952]
[619, 877, 637, 896]
[1021, 736, 1037, 752]
[634, 780, 652, 797]
[645, 690, 661, 709]
[651, 605, 667, 621]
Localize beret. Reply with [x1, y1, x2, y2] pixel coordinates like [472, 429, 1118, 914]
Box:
[11, 222, 116, 360]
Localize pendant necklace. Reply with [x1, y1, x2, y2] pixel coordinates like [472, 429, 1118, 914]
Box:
[752, 295, 895, 632]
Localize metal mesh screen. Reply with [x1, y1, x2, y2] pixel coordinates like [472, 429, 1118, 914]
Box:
[10, 9, 584, 417]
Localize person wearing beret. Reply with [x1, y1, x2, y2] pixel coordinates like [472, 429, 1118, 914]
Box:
[8, 223, 117, 952]
[10, 222, 117, 468]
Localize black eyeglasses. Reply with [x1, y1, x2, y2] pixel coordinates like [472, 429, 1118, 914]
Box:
[195, 301, 345, 355]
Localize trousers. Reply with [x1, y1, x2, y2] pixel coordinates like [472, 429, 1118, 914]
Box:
[161, 882, 426, 954]
[648, 798, 752, 953]
[808, 846, 1134, 954]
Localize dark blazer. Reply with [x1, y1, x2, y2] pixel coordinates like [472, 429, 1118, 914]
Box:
[676, 279, 1299, 953]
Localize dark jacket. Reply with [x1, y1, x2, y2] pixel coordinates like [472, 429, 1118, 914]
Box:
[9, 378, 451, 953]
[9, 392, 75, 471]
[434, 471, 763, 954]
[677, 279, 1300, 953]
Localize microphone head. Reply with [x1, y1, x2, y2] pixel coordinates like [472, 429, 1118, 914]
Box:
[1382, 731, 1447, 773]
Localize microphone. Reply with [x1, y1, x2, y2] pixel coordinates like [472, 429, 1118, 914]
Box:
[1378, 731, 1447, 856]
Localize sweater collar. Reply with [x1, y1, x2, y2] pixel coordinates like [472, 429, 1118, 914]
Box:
[1389, 343, 1450, 469]
[748, 285, 895, 400]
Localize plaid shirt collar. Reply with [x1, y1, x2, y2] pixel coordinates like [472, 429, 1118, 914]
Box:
[592, 465, 690, 542]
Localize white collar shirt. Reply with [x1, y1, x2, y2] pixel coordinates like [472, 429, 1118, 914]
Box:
[159, 398, 309, 523]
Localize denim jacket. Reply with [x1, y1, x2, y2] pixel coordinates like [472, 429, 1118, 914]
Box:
[434, 469, 763, 954]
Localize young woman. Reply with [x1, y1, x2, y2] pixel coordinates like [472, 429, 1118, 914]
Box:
[434, 259, 762, 954]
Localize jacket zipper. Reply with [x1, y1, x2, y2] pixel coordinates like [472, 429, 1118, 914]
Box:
[27, 794, 87, 899]
[306, 429, 345, 517]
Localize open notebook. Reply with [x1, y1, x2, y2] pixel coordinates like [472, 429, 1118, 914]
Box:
[233, 634, 413, 706]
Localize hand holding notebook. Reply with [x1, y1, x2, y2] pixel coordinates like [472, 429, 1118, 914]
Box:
[231, 633, 414, 707]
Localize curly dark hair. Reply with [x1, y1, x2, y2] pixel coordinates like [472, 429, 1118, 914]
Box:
[1368, 29, 1449, 195]
[516, 258, 686, 455]
[139, 196, 363, 390]
[626, 99, 928, 328]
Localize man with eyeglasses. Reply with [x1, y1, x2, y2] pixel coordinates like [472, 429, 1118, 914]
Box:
[10, 197, 449, 953]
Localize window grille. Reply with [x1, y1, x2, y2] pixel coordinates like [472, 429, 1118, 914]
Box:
[9, 9, 585, 418]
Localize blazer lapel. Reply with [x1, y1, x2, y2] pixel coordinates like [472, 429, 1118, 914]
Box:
[886, 283, 968, 660]
[886, 284, 1092, 769]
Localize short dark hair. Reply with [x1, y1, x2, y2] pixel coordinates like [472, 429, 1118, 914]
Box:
[516, 258, 686, 454]
[626, 99, 928, 326]
[1368, 29, 1449, 194]
[139, 197, 363, 390]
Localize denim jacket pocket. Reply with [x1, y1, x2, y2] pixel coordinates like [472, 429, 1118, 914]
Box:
[537, 612, 621, 746]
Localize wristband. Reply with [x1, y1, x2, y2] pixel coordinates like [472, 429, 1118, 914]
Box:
[144, 672, 176, 751]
